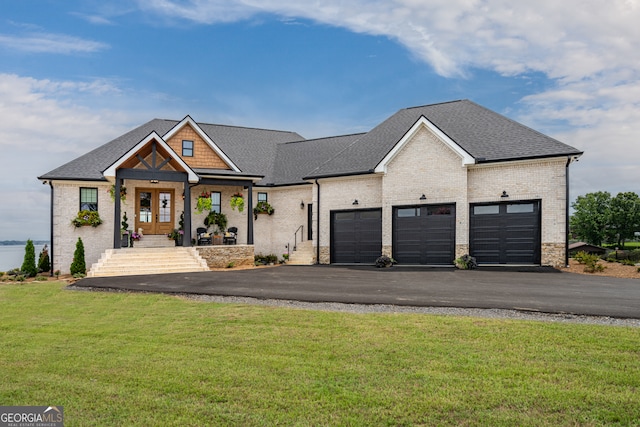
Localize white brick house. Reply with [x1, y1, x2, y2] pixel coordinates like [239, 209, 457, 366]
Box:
[39, 100, 582, 274]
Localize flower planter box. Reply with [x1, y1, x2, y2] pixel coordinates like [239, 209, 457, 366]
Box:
[212, 235, 223, 245]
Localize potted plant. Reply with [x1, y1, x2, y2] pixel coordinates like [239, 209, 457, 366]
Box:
[253, 201, 274, 219]
[167, 229, 184, 246]
[204, 211, 227, 244]
[230, 192, 245, 212]
[121, 212, 130, 247]
[130, 231, 142, 247]
[195, 191, 212, 213]
[166, 211, 184, 246]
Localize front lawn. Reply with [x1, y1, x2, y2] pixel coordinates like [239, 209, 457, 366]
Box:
[1, 283, 638, 426]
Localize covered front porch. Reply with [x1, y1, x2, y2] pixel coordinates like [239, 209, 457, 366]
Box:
[106, 133, 263, 251]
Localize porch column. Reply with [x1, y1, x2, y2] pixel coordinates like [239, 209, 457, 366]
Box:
[183, 181, 192, 247]
[113, 175, 122, 249]
[246, 182, 254, 244]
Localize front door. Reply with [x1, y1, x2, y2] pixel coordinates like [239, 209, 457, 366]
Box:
[135, 188, 175, 235]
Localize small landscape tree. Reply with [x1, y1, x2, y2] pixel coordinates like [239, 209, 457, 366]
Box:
[70, 237, 86, 276]
[570, 191, 611, 246]
[607, 192, 640, 248]
[38, 244, 51, 273]
[21, 239, 37, 277]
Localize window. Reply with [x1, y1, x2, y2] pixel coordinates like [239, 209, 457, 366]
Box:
[210, 192, 221, 213]
[507, 203, 535, 213]
[182, 140, 194, 157]
[473, 205, 499, 215]
[80, 187, 98, 211]
[360, 210, 381, 220]
[334, 212, 355, 221]
[258, 192, 268, 202]
[397, 208, 420, 217]
[427, 206, 452, 215]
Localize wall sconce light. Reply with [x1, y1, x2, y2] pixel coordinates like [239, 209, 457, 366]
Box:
[150, 179, 159, 184]
[419, 194, 427, 200]
[300, 201, 305, 209]
[353, 199, 359, 205]
[501, 190, 509, 198]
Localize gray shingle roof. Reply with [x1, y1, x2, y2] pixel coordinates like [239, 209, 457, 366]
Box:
[39, 119, 304, 181]
[39, 100, 582, 185]
[304, 100, 582, 179]
[265, 134, 365, 185]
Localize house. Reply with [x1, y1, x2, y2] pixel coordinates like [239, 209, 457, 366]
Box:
[568, 242, 607, 256]
[38, 100, 583, 274]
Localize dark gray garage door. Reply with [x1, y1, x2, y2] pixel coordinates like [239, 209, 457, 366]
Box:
[331, 209, 382, 263]
[393, 204, 456, 265]
[470, 201, 541, 264]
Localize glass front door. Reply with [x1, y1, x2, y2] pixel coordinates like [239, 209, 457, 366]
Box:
[135, 188, 174, 235]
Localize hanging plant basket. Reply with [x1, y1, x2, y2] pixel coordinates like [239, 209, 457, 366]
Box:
[196, 191, 212, 213]
[108, 185, 127, 202]
[230, 192, 244, 212]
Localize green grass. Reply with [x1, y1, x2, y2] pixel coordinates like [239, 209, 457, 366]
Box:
[1, 282, 639, 426]
[604, 241, 640, 250]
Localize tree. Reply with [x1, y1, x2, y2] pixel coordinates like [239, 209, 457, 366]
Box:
[607, 192, 640, 248]
[38, 244, 51, 273]
[21, 239, 37, 277]
[570, 191, 611, 246]
[70, 237, 86, 276]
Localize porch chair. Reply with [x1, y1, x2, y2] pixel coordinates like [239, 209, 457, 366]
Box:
[224, 227, 238, 245]
[196, 227, 212, 246]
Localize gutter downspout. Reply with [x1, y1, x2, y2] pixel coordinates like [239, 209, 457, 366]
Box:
[565, 156, 572, 268]
[49, 181, 54, 277]
[315, 179, 320, 265]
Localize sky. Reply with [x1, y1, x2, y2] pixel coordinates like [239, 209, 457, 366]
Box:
[0, 0, 639, 241]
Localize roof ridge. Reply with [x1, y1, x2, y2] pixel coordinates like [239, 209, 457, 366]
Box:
[155, 118, 301, 136]
[279, 132, 367, 145]
[303, 133, 369, 178]
[402, 99, 466, 111]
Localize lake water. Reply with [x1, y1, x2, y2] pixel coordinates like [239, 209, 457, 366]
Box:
[0, 244, 48, 272]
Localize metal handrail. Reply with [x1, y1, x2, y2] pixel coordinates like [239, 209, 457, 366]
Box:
[293, 225, 304, 251]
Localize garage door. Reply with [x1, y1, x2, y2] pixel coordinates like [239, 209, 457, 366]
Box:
[393, 204, 456, 265]
[470, 201, 541, 264]
[331, 209, 382, 263]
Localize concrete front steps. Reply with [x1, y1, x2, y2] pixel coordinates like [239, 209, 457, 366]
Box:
[129, 234, 175, 248]
[287, 240, 315, 265]
[88, 246, 210, 277]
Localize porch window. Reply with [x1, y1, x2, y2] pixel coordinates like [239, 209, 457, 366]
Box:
[258, 192, 268, 202]
[80, 187, 98, 211]
[210, 191, 221, 213]
[182, 140, 194, 157]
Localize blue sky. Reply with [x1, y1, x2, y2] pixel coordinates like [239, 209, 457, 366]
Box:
[1, 0, 639, 240]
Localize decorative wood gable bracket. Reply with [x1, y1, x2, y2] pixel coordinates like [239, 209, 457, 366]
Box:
[136, 141, 172, 172]
[374, 116, 476, 174]
[103, 131, 199, 183]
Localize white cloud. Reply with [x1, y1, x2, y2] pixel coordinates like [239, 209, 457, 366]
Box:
[0, 74, 143, 240]
[141, 0, 640, 199]
[0, 32, 109, 54]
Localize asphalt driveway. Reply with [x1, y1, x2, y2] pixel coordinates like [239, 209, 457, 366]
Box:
[74, 265, 640, 319]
